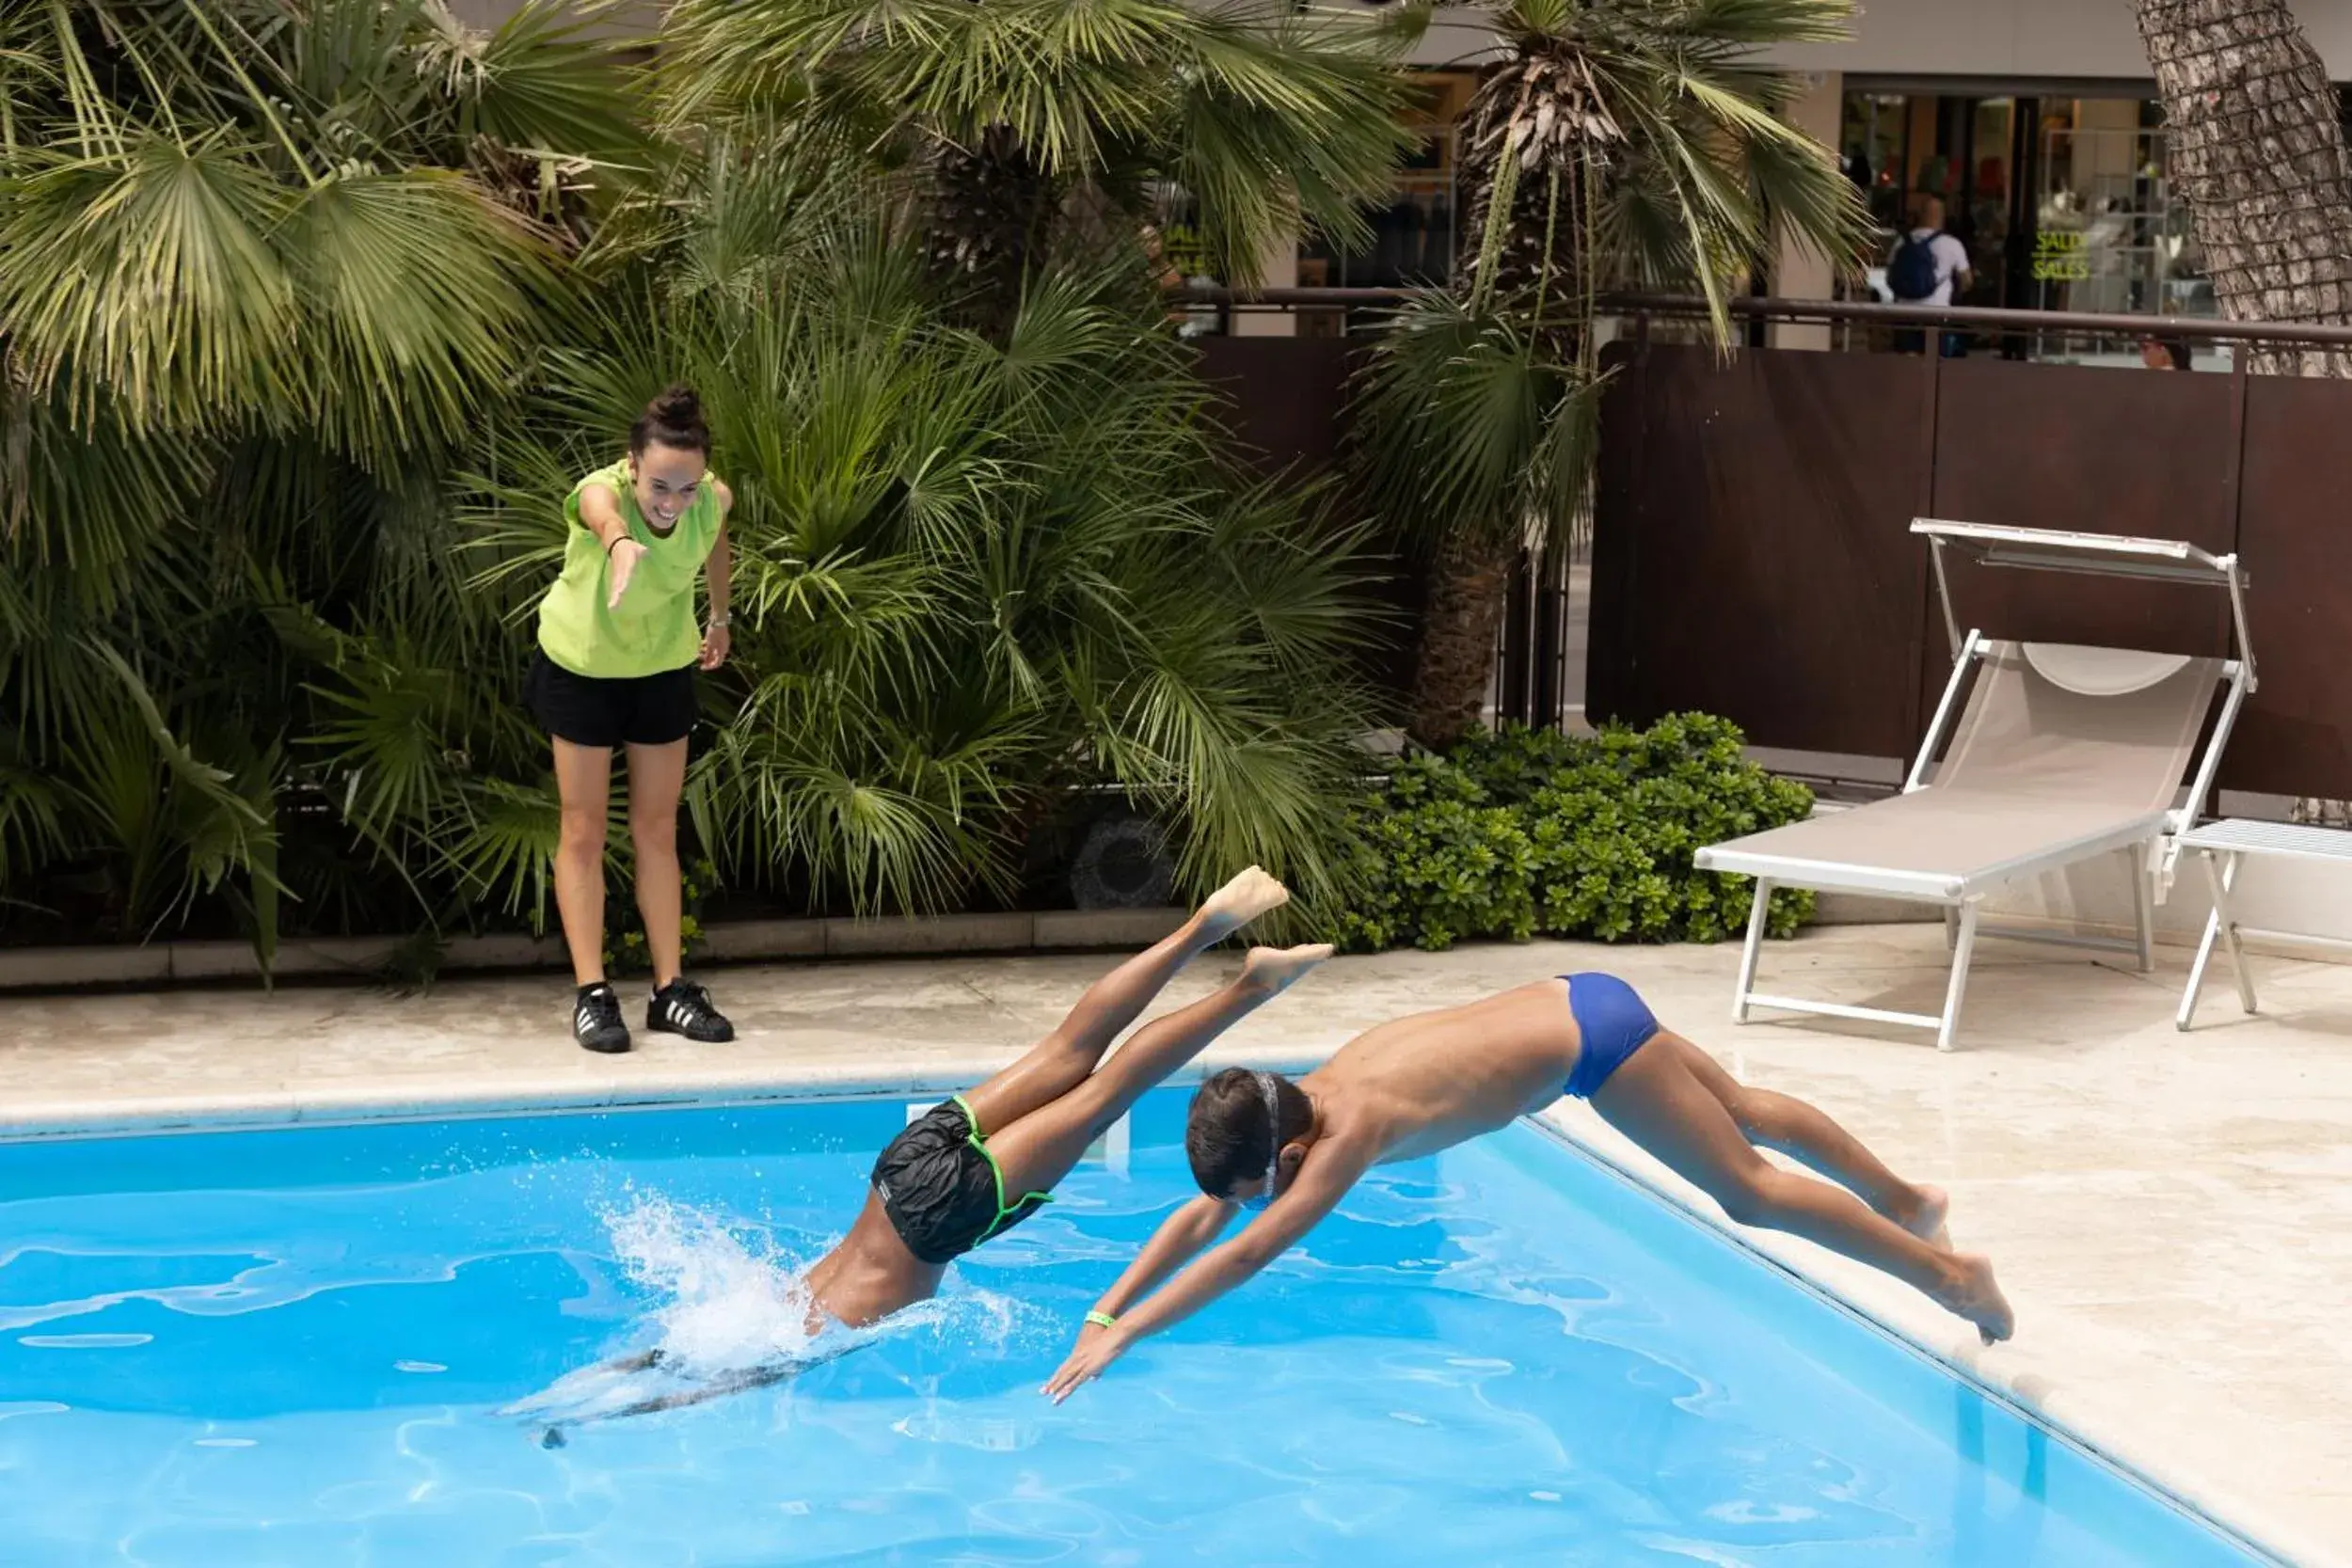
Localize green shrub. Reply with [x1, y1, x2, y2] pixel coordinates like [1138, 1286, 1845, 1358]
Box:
[1332, 715, 1815, 953]
[607, 858, 719, 978]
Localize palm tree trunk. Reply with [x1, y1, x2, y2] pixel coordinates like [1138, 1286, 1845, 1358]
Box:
[2137, 0, 2352, 826]
[1407, 532, 1514, 752]
[1393, 54, 1602, 755]
[922, 124, 1059, 340]
[2134, 0, 2352, 378]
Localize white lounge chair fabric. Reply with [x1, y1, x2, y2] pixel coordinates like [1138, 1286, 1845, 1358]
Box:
[1708, 644, 2221, 904]
[1692, 521, 2251, 1052]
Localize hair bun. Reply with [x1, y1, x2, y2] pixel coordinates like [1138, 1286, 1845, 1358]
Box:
[630, 383, 713, 457]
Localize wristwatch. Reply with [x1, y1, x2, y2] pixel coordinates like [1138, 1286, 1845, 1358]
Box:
[707, 613, 731, 629]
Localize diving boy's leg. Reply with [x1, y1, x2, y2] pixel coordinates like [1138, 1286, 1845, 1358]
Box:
[532, 1356, 832, 1446]
[959, 868, 1291, 1136]
[985, 944, 1331, 1200]
[1592, 1038, 2013, 1343]
[1651, 1032, 1949, 1243]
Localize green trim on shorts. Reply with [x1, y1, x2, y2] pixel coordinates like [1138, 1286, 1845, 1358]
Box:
[951, 1093, 1054, 1243]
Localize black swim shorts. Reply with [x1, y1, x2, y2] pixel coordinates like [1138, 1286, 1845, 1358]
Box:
[870, 1096, 1052, 1266]
[525, 649, 696, 750]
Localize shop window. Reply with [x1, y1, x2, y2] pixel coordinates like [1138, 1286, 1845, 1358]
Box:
[2033, 98, 2215, 326]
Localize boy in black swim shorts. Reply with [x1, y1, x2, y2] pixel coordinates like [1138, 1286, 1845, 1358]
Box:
[800, 866, 1327, 1326]
[520, 867, 1327, 1431]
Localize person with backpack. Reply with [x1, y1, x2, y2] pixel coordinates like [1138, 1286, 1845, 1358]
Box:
[1887, 195, 1972, 357]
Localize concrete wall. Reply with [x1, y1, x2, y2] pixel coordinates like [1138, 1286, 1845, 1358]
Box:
[448, 1, 1504, 60]
[1983, 828, 2352, 960]
[453, 0, 2352, 79]
[1756, 0, 2352, 82]
[1232, 227, 1300, 337]
[1770, 71, 1844, 349]
[1407, 7, 1508, 71]
[1802, 797, 2352, 970]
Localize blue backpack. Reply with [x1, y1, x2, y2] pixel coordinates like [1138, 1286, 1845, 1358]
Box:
[1888, 231, 1943, 301]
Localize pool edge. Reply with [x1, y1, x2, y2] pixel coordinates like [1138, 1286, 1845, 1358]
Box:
[0, 1049, 1335, 1141]
[1522, 1106, 2322, 1568]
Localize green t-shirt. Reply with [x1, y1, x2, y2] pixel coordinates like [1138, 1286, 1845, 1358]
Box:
[535, 459, 724, 679]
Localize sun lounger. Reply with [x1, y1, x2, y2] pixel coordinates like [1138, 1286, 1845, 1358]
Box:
[1693, 521, 2255, 1051]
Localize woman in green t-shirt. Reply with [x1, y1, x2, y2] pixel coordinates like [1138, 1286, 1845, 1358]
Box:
[526, 386, 738, 1053]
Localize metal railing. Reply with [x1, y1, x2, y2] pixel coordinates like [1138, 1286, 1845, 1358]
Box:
[1178, 285, 2352, 360]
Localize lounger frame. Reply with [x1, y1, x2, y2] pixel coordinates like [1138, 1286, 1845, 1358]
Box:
[1696, 520, 2256, 1052]
[2174, 818, 2352, 1030]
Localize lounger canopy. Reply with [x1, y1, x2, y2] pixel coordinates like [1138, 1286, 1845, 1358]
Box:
[1692, 520, 2254, 1051]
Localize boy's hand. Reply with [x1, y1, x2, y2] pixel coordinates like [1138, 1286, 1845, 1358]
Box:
[1042, 1322, 1129, 1403]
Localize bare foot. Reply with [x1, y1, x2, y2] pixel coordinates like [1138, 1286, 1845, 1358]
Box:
[1199, 866, 1289, 939]
[1903, 1184, 1952, 1248]
[1937, 1253, 2015, 1345]
[1241, 943, 1333, 997]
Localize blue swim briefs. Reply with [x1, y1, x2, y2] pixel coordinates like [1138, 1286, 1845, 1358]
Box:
[1561, 972, 1660, 1099]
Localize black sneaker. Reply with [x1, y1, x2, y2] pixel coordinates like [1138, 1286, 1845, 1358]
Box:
[648, 978, 735, 1042]
[573, 983, 631, 1053]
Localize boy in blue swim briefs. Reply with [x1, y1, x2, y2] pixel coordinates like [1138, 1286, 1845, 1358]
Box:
[1044, 974, 2013, 1400]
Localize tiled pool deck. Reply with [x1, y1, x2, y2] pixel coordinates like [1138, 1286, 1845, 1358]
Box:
[5, 924, 2345, 1564]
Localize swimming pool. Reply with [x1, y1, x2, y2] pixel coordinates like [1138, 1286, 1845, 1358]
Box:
[0, 1091, 2272, 1566]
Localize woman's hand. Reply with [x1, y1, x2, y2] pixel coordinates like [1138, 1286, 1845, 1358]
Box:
[606, 538, 647, 609]
[699, 622, 731, 670]
[1041, 1321, 1130, 1403]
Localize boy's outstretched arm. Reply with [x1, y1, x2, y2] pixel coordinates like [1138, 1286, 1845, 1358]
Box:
[1041, 1139, 1375, 1402]
[1088, 1193, 1240, 1327]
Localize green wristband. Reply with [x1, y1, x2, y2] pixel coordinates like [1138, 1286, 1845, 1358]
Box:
[1084, 1310, 1117, 1330]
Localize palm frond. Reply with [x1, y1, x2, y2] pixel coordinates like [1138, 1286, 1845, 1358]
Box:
[661, 0, 1414, 293]
[286, 166, 555, 460]
[0, 741, 67, 887]
[0, 130, 294, 429]
[418, 0, 651, 161]
[1369, 0, 1868, 556]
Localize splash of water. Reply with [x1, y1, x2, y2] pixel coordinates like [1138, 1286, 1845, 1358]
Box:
[604, 1194, 826, 1373]
[501, 1193, 1029, 1431]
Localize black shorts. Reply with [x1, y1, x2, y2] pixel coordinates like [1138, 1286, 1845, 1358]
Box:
[870, 1098, 1052, 1266]
[526, 650, 696, 749]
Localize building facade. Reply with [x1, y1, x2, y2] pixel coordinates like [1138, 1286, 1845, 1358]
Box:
[1327, 0, 2352, 349]
[450, 0, 2352, 343]
[1758, 0, 2352, 339]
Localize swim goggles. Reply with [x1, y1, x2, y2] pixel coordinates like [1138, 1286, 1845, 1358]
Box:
[1242, 1069, 1282, 1211]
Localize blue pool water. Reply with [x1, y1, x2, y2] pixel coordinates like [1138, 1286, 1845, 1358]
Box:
[0, 1092, 2266, 1566]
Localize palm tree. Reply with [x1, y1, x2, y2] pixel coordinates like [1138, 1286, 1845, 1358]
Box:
[456, 136, 1388, 923]
[2134, 0, 2352, 826]
[657, 0, 1419, 335]
[2135, 0, 2352, 379]
[0, 0, 1393, 958]
[1358, 0, 1871, 751]
[0, 0, 644, 958]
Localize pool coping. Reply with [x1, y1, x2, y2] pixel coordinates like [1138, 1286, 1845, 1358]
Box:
[0, 1049, 1329, 1141]
[0, 1062, 2325, 1568]
[0, 909, 1192, 993]
[1528, 1105, 2323, 1568]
